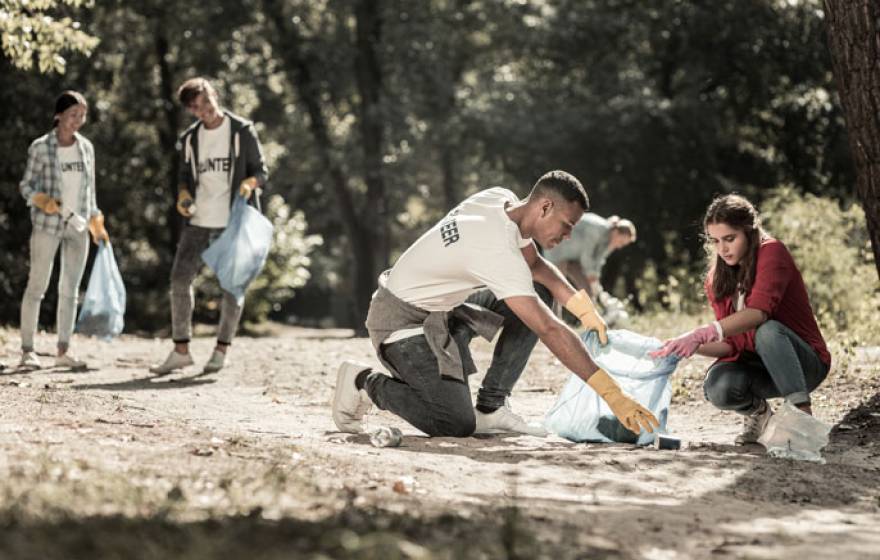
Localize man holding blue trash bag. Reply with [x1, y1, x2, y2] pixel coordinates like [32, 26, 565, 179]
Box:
[150, 77, 269, 376]
[332, 170, 659, 438]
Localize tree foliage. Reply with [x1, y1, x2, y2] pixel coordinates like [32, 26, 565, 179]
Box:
[0, 0, 868, 334]
[0, 0, 98, 74]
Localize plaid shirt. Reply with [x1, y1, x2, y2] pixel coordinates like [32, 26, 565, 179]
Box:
[19, 130, 100, 236]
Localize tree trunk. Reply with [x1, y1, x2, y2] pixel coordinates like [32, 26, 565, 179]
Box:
[824, 1, 880, 281]
[355, 0, 390, 272]
[154, 24, 182, 250]
[262, 0, 375, 333]
[436, 0, 472, 210]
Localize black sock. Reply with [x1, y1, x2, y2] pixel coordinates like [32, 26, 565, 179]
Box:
[476, 403, 499, 414]
[355, 369, 371, 391]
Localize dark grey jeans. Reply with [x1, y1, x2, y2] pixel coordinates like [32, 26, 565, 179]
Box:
[703, 320, 829, 412]
[170, 225, 244, 344]
[364, 283, 553, 437]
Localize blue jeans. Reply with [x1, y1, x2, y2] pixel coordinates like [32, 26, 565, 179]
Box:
[365, 283, 553, 436]
[703, 320, 829, 412]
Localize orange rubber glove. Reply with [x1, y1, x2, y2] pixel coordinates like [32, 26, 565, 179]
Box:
[88, 214, 109, 245]
[32, 192, 61, 215]
[564, 289, 609, 346]
[176, 189, 195, 217]
[239, 176, 258, 199]
[587, 368, 660, 434]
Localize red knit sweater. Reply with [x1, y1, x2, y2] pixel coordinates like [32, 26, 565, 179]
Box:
[706, 238, 831, 366]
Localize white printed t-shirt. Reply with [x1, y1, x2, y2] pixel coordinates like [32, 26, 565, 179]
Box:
[57, 143, 84, 216]
[385, 187, 538, 324]
[191, 117, 232, 228]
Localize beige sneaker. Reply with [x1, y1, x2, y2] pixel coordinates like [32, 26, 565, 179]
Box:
[332, 361, 374, 433]
[735, 400, 773, 444]
[20, 351, 42, 370]
[55, 353, 87, 370]
[149, 350, 194, 375]
[474, 402, 549, 437]
[202, 350, 227, 374]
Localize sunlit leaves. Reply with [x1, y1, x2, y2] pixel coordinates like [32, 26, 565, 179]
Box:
[0, 0, 98, 73]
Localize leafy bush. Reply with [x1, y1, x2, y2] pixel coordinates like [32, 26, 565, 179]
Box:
[761, 187, 879, 345]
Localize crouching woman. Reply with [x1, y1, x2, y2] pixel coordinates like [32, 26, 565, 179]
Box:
[652, 194, 830, 444]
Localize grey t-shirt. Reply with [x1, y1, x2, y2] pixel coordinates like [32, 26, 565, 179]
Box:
[543, 212, 612, 277]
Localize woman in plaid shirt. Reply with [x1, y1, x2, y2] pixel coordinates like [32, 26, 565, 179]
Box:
[18, 91, 110, 370]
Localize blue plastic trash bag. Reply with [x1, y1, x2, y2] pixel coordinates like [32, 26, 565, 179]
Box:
[544, 329, 680, 445]
[76, 241, 126, 340]
[201, 195, 273, 303]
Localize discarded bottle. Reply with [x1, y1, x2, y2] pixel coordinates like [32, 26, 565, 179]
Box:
[369, 426, 402, 448]
[653, 434, 682, 450]
[63, 210, 87, 233]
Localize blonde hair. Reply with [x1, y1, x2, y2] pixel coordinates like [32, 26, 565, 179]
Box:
[608, 215, 637, 242]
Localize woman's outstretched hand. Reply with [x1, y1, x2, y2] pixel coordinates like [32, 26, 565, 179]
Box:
[650, 323, 720, 359]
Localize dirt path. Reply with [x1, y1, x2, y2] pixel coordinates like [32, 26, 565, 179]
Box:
[1, 326, 878, 559]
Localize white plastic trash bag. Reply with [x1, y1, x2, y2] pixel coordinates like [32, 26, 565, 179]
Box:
[75, 241, 126, 340]
[758, 401, 830, 463]
[201, 196, 273, 304]
[545, 329, 680, 445]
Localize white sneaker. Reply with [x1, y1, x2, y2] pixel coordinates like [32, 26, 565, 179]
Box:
[20, 351, 42, 370]
[149, 350, 194, 375]
[202, 350, 226, 374]
[735, 400, 774, 444]
[332, 360, 374, 433]
[55, 353, 87, 370]
[474, 403, 548, 437]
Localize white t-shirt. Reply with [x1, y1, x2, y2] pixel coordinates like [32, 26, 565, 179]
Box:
[191, 117, 232, 228]
[57, 143, 84, 215]
[385, 187, 538, 312]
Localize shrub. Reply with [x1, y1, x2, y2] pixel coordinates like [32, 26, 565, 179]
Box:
[762, 187, 879, 344]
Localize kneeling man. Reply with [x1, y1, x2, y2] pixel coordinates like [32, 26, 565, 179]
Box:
[332, 171, 658, 438]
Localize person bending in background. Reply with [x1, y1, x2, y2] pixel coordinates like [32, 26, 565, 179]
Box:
[150, 77, 269, 376]
[651, 194, 830, 444]
[542, 213, 636, 326]
[332, 170, 658, 439]
[18, 90, 110, 370]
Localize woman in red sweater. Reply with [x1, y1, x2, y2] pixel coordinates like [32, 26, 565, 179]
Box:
[651, 194, 830, 444]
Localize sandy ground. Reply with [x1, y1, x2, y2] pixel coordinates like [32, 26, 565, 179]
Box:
[0, 324, 878, 559]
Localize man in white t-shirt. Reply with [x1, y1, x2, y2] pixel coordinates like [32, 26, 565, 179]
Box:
[332, 171, 659, 438]
[150, 77, 269, 376]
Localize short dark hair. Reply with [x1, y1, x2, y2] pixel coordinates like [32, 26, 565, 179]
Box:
[177, 77, 217, 107]
[530, 170, 589, 211]
[53, 90, 88, 127]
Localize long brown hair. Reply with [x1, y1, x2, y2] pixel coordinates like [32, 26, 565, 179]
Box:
[703, 194, 765, 302]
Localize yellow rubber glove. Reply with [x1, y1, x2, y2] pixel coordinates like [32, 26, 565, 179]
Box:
[88, 214, 109, 245]
[564, 289, 609, 346]
[239, 176, 258, 199]
[176, 188, 195, 217]
[587, 368, 660, 434]
[32, 192, 61, 215]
